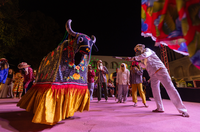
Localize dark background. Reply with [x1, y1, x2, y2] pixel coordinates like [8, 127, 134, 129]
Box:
[19, 0, 156, 57]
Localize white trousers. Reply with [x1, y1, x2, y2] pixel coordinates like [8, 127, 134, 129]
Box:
[118, 84, 128, 102]
[151, 68, 187, 113]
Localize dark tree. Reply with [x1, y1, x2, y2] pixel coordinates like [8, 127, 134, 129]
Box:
[0, 0, 63, 70]
[10, 10, 63, 69]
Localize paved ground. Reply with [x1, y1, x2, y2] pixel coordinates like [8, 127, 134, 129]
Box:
[0, 97, 200, 132]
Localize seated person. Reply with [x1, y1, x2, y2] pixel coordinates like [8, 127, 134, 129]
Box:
[107, 79, 115, 97]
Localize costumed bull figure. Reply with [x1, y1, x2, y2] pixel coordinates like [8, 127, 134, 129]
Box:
[17, 19, 98, 125]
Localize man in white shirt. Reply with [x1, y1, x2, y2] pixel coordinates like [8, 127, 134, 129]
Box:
[126, 44, 189, 117]
[116, 63, 130, 103]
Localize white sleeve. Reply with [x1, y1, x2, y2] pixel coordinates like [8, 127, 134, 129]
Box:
[134, 48, 153, 61]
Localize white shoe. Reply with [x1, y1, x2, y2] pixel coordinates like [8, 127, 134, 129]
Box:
[133, 103, 137, 107]
[182, 112, 189, 117]
[144, 103, 149, 107]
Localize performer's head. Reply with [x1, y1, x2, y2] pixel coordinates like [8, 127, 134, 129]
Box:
[8, 69, 13, 74]
[134, 44, 145, 54]
[132, 61, 138, 66]
[120, 63, 126, 72]
[116, 68, 119, 72]
[18, 62, 30, 69]
[0, 58, 8, 70]
[131, 61, 139, 69]
[97, 60, 103, 70]
[88, 64, 92, 70]
[97, 60, 102, 65]
[18, 62, 30, 74]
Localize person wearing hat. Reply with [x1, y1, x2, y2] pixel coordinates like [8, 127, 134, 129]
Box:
[0, 58, 9, 98]
[130, 61, 148, 107]
[126, 44, 189, 117]
[18, 62, 34, 94]
[96, 60, 109, 102]
[87, 64, 95, 100]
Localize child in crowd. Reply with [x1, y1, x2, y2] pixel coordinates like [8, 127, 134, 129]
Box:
[107, 79, 115, 97]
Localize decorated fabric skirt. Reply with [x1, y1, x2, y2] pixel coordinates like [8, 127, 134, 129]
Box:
[17, 83, 90, 125]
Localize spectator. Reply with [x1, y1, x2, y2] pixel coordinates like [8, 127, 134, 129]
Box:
[13, 70, 24, 99]
[7, 69, 14, 98]
[96, 60, 109, 102]
[0, 58, 9, 98]
[33, 70, 37, 84]
[87, 64, 95, 100]
[116, 63, 130, 103]
[18, 62, 34, 95]
[107, 79, 115, 97]
[130, 62, 148, 107]
[112, 68, 119, 100]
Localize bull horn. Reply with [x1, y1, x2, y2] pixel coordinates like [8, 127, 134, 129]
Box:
[91, 35, 96, 44]
[91, 35, 98, 52]
[65, 19, 77, 37]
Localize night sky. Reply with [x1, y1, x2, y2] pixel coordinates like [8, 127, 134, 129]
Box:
[19, 0, 156, 57]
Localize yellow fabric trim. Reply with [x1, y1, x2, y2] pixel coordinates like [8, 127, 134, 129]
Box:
[17, 85, 90, 125]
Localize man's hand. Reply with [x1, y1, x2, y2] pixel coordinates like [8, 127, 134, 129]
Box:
[125, 57, 132, 61]
[125, 57, 135, 61]
[134, 66, 139, 71]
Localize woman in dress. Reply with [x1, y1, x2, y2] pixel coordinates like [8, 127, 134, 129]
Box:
[13, 70, 24, 99]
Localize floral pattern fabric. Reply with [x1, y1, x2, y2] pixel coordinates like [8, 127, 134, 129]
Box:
[13, 72, 24, 93]
[141, 0, 200, 69]
[36, 35, 89, 86]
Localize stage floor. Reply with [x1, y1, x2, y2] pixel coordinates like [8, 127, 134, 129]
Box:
[0, 97, 200, 132]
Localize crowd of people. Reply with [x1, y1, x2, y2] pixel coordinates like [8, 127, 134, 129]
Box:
[87, 59, 151, 108]
[0, 59, 35, 99]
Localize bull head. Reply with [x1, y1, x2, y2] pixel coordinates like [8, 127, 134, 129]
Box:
[65, 19, 98, 54]
[65, 19, 98, 65]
